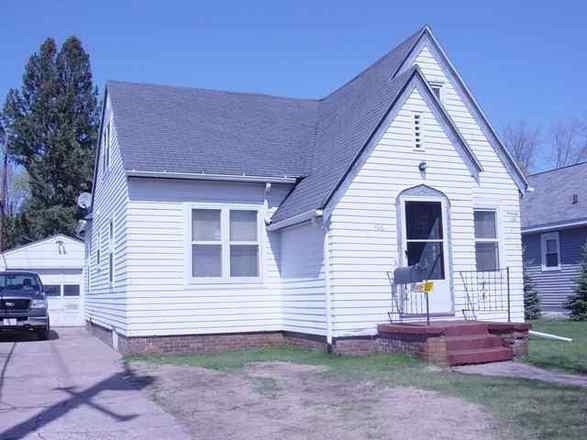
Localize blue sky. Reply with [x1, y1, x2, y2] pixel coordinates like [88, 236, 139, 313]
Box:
[1, 2, 585, 169]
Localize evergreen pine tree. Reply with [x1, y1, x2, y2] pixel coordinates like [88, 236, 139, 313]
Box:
[565, 242, 587, 320]
[523, 271, 541, 320]
[1, 36, 98, 245]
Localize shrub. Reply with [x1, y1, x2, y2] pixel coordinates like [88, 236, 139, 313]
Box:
[523, 272, 541, 320]
[565, 243, 587, 320]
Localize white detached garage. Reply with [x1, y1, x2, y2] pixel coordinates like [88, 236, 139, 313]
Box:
[0, 234, 85, 327]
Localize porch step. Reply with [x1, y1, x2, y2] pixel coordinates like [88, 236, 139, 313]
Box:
[445, 334, 503, 351]
[442, 322, 489, 337]
[447, 346, 513, 366]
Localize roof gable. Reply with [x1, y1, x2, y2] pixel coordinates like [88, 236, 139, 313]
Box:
[1, 234, 83, 258]
[399, 29, 528, 193]
[271, 67, 483, 224]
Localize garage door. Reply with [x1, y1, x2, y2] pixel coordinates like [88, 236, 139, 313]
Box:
[38, 270, 84, 327]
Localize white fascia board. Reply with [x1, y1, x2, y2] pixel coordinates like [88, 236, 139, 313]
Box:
[522, 220, 587, 234]
[126, 170, 298, 184]
[266, 209, 324, 231]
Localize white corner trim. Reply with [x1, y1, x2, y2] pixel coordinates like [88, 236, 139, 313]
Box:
[266, 209, 324, 231]
[126, 170, 298, 184]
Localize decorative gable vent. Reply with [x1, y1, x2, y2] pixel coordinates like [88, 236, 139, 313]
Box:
[414, 113, 422, 149]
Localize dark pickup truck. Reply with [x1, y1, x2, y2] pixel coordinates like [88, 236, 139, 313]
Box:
[0, 271, 50, 340]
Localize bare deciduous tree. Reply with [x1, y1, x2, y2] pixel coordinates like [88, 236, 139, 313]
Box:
[550, 120, 587, 168]
[501, 122, 541, 174]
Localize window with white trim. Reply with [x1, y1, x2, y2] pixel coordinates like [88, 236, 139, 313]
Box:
[474, 209, 499, 271]
[541, 232, 560, 270]
[190, 208, 260, 280]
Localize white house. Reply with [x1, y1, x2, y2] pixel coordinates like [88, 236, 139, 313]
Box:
[83, 26, 528, 354]
[0, 234, 85, 327]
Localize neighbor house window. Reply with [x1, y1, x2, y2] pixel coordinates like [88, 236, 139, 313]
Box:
[541, 232, 560, 271]
[190, 207, 260, 279]
[474, 209, 499, 271]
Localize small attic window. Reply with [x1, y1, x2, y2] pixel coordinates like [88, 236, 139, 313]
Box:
[572, 193, 579, 204]
[429, 82, 443, 100]
[414, 113, 423, 149]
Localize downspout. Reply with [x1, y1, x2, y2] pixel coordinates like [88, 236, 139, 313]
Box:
[323, 220, 334, 351]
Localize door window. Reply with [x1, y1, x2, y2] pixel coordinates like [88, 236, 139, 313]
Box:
[404, 201, 445, 280]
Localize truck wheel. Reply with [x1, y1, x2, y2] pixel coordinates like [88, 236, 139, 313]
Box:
[38, 325, 50, 341]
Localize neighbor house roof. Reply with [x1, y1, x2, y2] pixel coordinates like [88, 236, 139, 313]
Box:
[103, 26, 525, 226]
[521, 161, 587, 232]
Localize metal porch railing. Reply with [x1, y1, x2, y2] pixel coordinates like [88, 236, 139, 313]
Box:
[386, 267, 512, 323]
[459, 267, 511, 322]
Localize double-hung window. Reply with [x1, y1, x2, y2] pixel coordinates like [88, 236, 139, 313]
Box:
[474, 209, 500, 271]
[190, 207, 260, 280]
[541, 232, 560, 271]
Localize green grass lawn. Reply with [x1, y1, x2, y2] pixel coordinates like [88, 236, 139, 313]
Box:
[129, 346, 587, 440]
[524, 319, 587, 374]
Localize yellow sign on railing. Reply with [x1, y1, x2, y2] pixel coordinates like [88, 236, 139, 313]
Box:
[415, 281, 434, 294]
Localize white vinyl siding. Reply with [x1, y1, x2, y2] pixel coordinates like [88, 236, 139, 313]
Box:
[328, 86, 478, 336]
[280, 222, 327, 336]
[124, 179, 290, 337]
[326, 66, 524, 337]
[406, 39, 524, 322]
[85, 94, 129, 332]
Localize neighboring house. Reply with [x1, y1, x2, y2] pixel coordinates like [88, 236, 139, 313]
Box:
[0, 234, 85, 326]
[82, 26, 529, 353]
[521, 162, 587, 311]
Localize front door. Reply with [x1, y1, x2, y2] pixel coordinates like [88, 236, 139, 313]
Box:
[401, 199, 452, 315]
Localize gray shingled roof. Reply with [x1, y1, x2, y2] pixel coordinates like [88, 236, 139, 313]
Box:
[521, 161, 587, 231]
[108, 82, 318, 178]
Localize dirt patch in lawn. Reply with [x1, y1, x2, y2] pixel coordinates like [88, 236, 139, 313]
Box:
[133, 361, 501, 440]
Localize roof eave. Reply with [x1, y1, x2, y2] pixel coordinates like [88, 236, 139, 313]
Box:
[126, 170, 299, 184]
[522, 218, 587, 234]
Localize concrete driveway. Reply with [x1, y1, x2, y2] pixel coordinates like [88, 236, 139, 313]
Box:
[0, 327, 190, 440]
